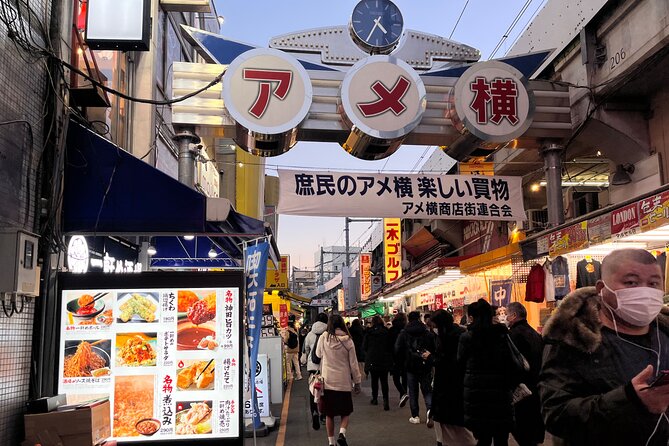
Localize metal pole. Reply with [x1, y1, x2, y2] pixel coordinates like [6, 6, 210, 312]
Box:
[173, 127, 201, 188]
[542, 143, 565, 226]
[344, 217, 350, 267]
[320, 247, 324, 286]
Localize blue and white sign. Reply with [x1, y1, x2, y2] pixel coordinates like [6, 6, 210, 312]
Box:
[490, 279, 513, 308]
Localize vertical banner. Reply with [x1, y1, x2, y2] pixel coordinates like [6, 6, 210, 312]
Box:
[359, 253, 372, 301]
[490, 279, 513, 308]
[337, 289, 345, 312]
[383, 218, 403, 284]
[279, 304, 288, 328]
[244, 240, 270, 429]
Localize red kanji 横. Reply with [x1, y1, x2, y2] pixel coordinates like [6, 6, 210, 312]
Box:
[469, 76, 519, 125]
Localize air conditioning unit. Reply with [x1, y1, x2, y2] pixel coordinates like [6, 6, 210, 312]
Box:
[521, 209, 548, 231]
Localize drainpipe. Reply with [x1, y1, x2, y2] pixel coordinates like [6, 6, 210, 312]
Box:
[541, 143, 565, 227]
[173, 127, 201, 188]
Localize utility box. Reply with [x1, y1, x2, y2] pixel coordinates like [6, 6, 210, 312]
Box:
[0, 229, 40, 296]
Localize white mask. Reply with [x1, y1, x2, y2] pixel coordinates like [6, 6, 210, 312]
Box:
[601, 282, 665, 327]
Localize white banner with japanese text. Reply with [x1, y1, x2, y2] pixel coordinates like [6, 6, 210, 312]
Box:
[277, 170, 526, 220]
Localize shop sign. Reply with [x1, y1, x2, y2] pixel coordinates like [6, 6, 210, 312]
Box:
[278, 170, 526, 221]
[244, 354, 270, 419]
[265, 255, 290, 289]
[587, 213, 611, 244]
[261, 304, 275, 338]
[611, 203, 640, 239]
[279, 303, 288, 328]
[439, 276, 487, 304]
[337, 289, 346, 312]
[462, 220, 507, 255]
[57, 272, 244, 441]
[222, 48, 312, 136]
[639, 191, 669, 232]
[359, 253, 372, 301]
[371, 275, 382, 293]
[536, 234, 550, 255]
[443, 297, 465, 308]
[67, 236, 142, 274]
[434, 294, 444, 309]
[417, 292, 435, 307]
[339, 55, 426, 141]
[490, 279, 513, 308]
[548, 222, 588, 256]
[383, 218, 403, 284]
[311, 297, 333, 307]
[451, 61, 535, 143]
[459, 161, 495, 176]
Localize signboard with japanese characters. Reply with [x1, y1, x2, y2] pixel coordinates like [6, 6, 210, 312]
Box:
[639, 191, 669, 232]
[611, 203, 640, 239]
[462, 221, 508, 256]
[243, 354, 270, 419]
[548, 222, 588, 257]
[337, 289, 346, 312]
[266, 255, 290, 290]
[489, 279, 513, 308]
[56, 272, 244, 444]
[359, 253, 372, 301]
[451, 61, 535, 142]
[383, 219, 403, 284]
[278, 304, 288, 328]
[278, 170, 526, 221]
[587, 213, 612, 244]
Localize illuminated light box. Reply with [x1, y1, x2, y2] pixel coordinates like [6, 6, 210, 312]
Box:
[85, 0, 151, 51]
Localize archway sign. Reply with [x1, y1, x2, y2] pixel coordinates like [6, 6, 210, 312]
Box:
[173, 0, 571, 220]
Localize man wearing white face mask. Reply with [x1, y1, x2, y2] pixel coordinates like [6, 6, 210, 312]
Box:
[539, 248, 669, 446]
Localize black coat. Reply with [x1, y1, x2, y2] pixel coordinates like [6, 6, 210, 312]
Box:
[388, 323, 405, 373]
[509, 319, 545, 443]
[362, 325, 393, 371]
[458, 323, 515, 434]
[349, 324, 365, 362]
[395, 320, 436, 375]
[430, 324, 466, 426]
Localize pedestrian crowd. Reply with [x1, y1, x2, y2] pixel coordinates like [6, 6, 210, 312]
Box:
[282, 249, 669, 446]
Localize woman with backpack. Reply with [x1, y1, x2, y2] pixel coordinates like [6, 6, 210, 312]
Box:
[302, 312, 329, 430]
[316, 314, 362, 446]
[282, 318, 302, 381]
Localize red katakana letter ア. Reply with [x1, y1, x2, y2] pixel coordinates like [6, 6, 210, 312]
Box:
[242, 69, 293, 119]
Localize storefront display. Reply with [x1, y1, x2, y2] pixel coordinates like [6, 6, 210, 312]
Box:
[57, 272, 244, 444]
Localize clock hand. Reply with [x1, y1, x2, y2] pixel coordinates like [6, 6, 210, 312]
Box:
[366, 19, 379, 41]
[374, 17, 388, 34]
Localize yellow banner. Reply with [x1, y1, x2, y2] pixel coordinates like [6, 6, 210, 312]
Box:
[266, 255, 290, 289]
[383, 218, 402, 284]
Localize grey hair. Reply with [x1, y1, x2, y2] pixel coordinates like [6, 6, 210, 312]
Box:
[507, 302, 527, 320]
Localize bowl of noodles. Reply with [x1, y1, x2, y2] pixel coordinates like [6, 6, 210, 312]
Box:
[63, 341, 111, 377]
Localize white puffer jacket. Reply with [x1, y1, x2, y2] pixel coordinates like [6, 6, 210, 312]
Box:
[301, 321, 327, 372]
[316, 329, 362, 392]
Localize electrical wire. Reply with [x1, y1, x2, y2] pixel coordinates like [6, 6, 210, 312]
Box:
[489, 0, 534, 59]
[449, 0, 469, 39]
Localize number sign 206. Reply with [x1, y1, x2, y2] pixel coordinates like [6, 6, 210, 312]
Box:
[610, 48, 626, 70]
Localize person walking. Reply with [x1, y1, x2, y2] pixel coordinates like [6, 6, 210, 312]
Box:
[427, 309, 475, 446]
[349, 318, 366, 379]
[316, 314, 362, 446]
[458, 300, 515, 446]
[302, 312, 329, 430]
[362, 315, 393, 410]
[282, 317, 302, 381]
[396, 310, 436, 426]
[506, 302, 545, 446]
[389, 312, 409, 407]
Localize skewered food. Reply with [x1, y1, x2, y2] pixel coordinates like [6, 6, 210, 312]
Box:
[119, 294, 156, 322]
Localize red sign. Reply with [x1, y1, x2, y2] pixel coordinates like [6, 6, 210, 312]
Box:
[279, 304, 288, 328]
[359, 253, 372, 301]
[434, 294, 444, 310]
[611, 203, 640, 239]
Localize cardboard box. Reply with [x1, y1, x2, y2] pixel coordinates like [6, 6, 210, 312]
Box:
[24, 399, 110, 446]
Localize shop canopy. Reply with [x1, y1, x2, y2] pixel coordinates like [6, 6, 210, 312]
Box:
[63, 120, 279, 263]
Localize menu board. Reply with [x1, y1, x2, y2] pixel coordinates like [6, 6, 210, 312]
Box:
[57, 272, 243, 444]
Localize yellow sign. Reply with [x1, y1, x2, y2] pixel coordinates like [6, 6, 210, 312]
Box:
[459, 161, 494, 176]
[359, 253, 372, 301]
[265, 255, 290, 289]
[383, 218, 402, 284]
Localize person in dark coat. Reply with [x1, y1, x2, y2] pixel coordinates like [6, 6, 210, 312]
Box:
[458, 299, 516, 446]
[349, 318, 366, 379]
[427, 309, 475, 445]
[362, 315, 393, 410]
[389, 312, 408, 406]
[396, 310, 436, 425]
[506, 302, 545, 446]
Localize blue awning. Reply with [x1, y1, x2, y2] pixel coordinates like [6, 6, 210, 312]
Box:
[63, 120, 275, 262]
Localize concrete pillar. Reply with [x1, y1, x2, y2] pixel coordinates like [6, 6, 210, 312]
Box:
[173, 127, 200, 188]
[541, 143, 565, 226]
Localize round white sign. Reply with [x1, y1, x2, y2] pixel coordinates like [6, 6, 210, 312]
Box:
[340, 55, 426, 140]
[222, 48, 313, 135]
[452, 61, 535, 142]
[67, 236, 89, 273]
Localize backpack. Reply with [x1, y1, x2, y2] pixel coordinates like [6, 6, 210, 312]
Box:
[311, 333, 322, 365]
[286, 330, 298, 349]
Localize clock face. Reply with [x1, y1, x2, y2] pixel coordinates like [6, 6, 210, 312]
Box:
[351, 0, 404, 51]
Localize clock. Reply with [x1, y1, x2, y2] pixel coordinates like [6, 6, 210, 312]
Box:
[349, 0, 404, 54]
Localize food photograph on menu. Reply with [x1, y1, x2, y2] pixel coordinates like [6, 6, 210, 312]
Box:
[175, 400, 213, 436]
[63, 339, 112, 377]
[113, 375, 156, 438]
[177, 290, 217, 351]
[176, 359, 216, 391]
[116, 292, 159, 323]
[115, 333, 157, 367]
[63, 291, 114, 327]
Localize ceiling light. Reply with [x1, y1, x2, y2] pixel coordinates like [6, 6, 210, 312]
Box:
[147, 245, 157, 256]
[183, 235, 195, 241]
[611, 163, 635, 186]
[539, 180, 610, 187]
[208, 247, 218, 258]
[530, 183, 541, 192]
[238, 162, 244, 168]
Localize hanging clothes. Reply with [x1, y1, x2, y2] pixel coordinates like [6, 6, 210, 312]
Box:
[526, 263, 546, 303]
[543, 261, 556, 303]
[576, 258, 601, 288]
[551, 256, 571, 299]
